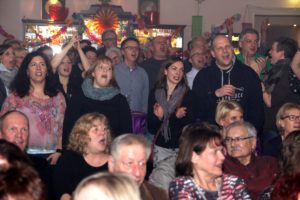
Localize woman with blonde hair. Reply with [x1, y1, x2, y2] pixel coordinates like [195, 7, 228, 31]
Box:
[276, 102, 300, 139]
[53, 113, 111, 200]
[262, 102, 300, 157]
[215, 100, 243, 137]
[73, 172, 141, 200]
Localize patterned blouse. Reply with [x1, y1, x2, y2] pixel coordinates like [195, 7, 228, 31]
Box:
[169, 174, 251, 200]
[1, 92, 66, 154]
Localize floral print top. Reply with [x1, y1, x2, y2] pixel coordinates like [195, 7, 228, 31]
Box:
[169, 174, 251, 200]
[1, 92, 66, 154]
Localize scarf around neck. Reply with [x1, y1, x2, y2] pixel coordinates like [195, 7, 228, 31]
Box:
[81, 78, 120, 101]
[155, 84, 187, 142]
[263, 58, 290, 93]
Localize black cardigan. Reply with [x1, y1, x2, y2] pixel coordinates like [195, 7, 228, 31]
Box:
[147, 89, 197, 149]
[62, 89, 132, 147]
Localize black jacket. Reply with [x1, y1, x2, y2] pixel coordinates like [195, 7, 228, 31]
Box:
[192, 59, 264, 134]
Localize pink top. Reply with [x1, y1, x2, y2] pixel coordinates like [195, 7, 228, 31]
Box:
[1, 92, 66, 154]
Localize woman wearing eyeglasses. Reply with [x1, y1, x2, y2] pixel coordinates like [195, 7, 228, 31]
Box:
[262, 102, 300, 158]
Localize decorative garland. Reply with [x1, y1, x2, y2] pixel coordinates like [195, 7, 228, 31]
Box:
[0, 25, 15, 39]
[211, 13, 241, 34]
[26, 21, 72, 47]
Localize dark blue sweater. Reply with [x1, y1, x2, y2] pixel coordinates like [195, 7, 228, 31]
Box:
[192, 60, 264, 134]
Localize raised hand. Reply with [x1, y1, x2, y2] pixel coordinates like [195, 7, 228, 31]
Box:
[255, 57, 268, 75]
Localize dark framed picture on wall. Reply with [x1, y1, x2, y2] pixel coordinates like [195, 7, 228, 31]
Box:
[138, 0, 160, 25]
[138, 0, 159, 16]
[42, 0, 66, 19]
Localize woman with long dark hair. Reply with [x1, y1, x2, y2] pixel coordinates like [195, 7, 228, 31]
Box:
[147, 57, 196, 190]
[0, 51, 66, 194]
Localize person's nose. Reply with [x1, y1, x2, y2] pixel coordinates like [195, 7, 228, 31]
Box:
[219, 151, 225, 161]
[131, 164, 142, 178]
[15, 129, 23, 139]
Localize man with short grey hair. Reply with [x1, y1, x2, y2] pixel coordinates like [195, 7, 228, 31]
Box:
[108, 134, 167, 200]
[97, 29, 118, 56]
[223, 120, 278, 200]
[236, 28, 270, 77]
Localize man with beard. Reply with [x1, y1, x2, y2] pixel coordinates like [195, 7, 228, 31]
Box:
[192, 35, 264, 134]
[223, 121, 278, 200]
[140, 36, 169, 91]
[114, 38, 149, 114]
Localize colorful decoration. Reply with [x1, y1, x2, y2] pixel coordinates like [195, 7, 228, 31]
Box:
[93, 8, 119, 34]
[49, 5, 69, 21]
[211, 13, 241, 34]
[0, 25, 15, 39]
[26, 21, 72, 47]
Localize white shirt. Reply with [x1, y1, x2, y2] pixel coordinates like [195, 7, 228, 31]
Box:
[186, 67, 200, 89]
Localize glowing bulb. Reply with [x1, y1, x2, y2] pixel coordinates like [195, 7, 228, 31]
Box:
[49, 0, 59, 4]
[267, 23, 271, 26]
[293, 24, 297, 27]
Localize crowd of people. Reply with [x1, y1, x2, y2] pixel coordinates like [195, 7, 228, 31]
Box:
[0, 25, 300, 200]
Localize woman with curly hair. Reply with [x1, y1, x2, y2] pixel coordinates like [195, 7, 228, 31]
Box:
[0, 51, 65, 197]
[53, 112, 110, 200]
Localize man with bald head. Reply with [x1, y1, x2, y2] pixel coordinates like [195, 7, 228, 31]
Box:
[192, 35, 264, 134]
[140, 36, 169, 90]
[0, 111, 29, 150]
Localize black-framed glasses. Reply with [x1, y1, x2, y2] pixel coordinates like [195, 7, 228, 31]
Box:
[103, 37, 117, 42]
[281, 115, 300, 121]
[123, 46, 139, 51]
[223, 136, 253, 143]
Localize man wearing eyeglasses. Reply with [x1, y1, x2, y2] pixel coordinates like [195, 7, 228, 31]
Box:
[97, 29, 118, 56]
[223, 120, 278, 200]
[114, 37, 149, 116]
[186, 47, 207, 89]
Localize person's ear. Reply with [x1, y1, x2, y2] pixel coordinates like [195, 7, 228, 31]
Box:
[108, 156, 115, 173]
[191, 152, 199, 164]
[239, 41, 243, 49]
[278, 119, 284, 129]
[251, 137, 257, 151]
[211, 49, 216, 58]
[164, 69, 168, 76]
[219, 119, 225, 127]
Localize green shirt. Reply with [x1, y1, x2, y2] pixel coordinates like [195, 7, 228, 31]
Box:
[236, 53, 272, 80]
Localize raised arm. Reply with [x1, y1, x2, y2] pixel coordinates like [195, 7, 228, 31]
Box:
[51, 33, 79, 73]
[74, 41, 91, 74]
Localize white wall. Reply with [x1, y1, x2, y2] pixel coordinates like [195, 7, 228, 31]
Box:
[1, 0, 300, 48]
